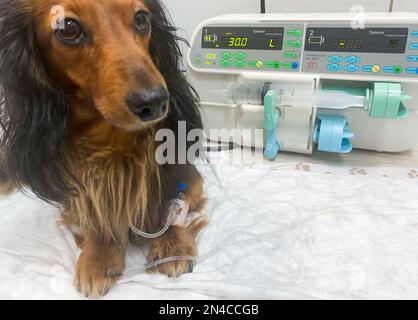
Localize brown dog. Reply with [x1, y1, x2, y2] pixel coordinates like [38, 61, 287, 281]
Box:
[0, 0, 207, 298]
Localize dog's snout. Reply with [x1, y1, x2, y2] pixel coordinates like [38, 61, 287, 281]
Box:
[126, 88, 169, 122]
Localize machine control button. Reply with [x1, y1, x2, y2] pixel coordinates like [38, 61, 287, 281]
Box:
[372, 65, 381, 73]
[346, 55, 361, 64]
[266, 61, 281, 69]
[286, 29, 303, 37]
[362, 65, 373, 72]
[345, 64, 360, 72]
[235, 60, 247, 68]
[284, 52, 293, 58]
[408, 55, 418, 62]
[406, 67, 418, 74]
[283, 62, 292, 69]
[383, 66, 395, 73]
[285, 40, 294, 47]
[409, 43, 418, 50]
[256, 60, 264, 68]
[284, 51, 300, 59]
[412, 31, 418, 37]
[220, 60, 232, 67]
[194, 55, 203, 65]
[294, 29, 303, 37]
[284, 62, 298, 69]
[222, 52, 232, 59]
[293, 40, 302, 48]
[327, 64, 342, 72]
[235, 52, 247, 60]
[384, 65, 404, 74]
[328, 55, 343, 63]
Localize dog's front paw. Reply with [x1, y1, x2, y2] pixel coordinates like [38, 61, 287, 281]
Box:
[74, 244, 125, 298]
[147, 225, 198, 278]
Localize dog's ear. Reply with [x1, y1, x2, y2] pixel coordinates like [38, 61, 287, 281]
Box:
[0, 1, 74, 203]
[145, 0, 203, 151]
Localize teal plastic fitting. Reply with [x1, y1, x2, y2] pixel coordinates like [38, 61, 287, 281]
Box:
[263, 90, 280, 160]
[322, 82, 411, 119]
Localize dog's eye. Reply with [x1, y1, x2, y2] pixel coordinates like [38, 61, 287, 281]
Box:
[55, 18, 85, 44]
[134, 11, 150, 33]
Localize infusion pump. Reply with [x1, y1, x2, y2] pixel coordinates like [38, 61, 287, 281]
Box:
[187, 13, 418, 158]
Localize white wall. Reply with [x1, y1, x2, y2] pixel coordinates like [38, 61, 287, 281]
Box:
[161, 0, 418, 66]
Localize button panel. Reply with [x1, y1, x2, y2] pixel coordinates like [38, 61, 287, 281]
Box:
[192, 22, 418, 77]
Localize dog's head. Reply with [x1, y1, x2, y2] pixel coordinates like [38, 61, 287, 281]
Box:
[0, 0, 202, 203]
[36, 0, 171, 130]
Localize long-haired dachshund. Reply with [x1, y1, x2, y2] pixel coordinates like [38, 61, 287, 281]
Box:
[0, 0, 208, 297]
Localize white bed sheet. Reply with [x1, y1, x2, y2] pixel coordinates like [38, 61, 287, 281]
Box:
[1, 150, 418, 300]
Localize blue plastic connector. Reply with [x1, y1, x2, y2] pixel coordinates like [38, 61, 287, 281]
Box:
[177, 182, 188, 192]
[313, 115, 354, 154]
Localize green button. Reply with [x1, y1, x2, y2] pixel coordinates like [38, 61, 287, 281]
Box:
[222, 52, 232, 59]
[286, 29, 304, 37]
[284, 52, 294, 58]
[220, 60, 232, 67]
[235, 52, 247, 60]
[283, 62, 293, 69]
[284, 51, 300, 59]
[394, 65, 403, 74]
[285, 40, 294, 47]
[286, 29, 296, 36]
[294, 29, 303, 37]
[235, 60, 246, 68]
[293, 40, 302, 48]
[266, 61, 281, 69]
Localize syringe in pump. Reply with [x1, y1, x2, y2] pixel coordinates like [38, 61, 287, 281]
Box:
[212, 81, 367, 110]
[211, 81, 411, 116]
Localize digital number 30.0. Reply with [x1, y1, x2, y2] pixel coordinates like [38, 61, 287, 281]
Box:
[228, 37, 248, 47]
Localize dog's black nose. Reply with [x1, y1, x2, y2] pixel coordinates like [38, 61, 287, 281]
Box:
[126, 88, 169, 122]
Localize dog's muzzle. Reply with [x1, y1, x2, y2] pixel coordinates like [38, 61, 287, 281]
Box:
[125, 87, 169, 122]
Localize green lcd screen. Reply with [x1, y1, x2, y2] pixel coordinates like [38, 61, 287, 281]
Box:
[202, 27, 284, 50]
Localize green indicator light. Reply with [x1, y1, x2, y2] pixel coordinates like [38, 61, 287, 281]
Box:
[248, 61, 258, 68]
[285, 40, 294, 47]
[286, 29, 296, 36]
[394, 65, 403, 74]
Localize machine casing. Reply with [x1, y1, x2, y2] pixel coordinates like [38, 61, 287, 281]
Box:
[187, 13, 418, 154]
